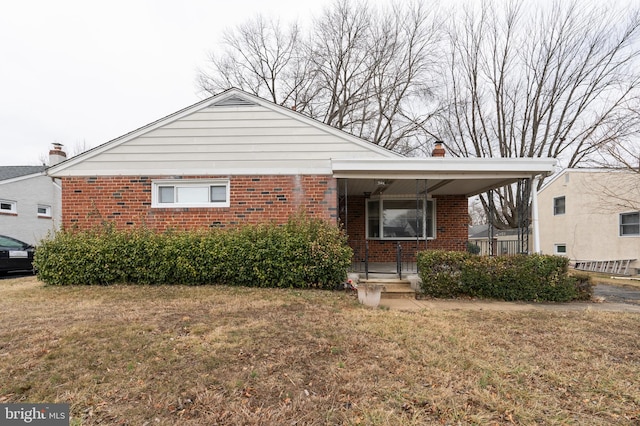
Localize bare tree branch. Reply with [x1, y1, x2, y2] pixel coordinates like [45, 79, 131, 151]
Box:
[196, 0, 442, 153]
[434, 0, 640, 227]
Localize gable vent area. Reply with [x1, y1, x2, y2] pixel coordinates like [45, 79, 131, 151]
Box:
[211, 95, 257, 107]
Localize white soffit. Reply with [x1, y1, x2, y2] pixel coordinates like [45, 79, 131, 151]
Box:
[331, 158, 557, 179]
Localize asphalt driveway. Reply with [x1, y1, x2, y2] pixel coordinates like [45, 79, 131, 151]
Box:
[594, 283, 640, 305]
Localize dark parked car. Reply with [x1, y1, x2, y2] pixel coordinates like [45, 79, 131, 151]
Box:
[0, 235, 35, 275]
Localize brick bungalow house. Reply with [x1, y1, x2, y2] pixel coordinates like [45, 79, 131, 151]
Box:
[46, 88, 555, 276]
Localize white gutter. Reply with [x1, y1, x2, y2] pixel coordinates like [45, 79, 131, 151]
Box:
[531, 176, 541, 254]
[331, 158, 557, 178]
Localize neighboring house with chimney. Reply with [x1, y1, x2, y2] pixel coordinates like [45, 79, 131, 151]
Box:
[537, 168, 640, 275]
[46, 88, 556, 275]
[0, 144, 65, 245]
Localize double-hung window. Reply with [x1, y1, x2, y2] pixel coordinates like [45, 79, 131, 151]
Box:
[620, 212, 640, 236]
[152, 180, 230, 208]
[366, 198, 434, 239]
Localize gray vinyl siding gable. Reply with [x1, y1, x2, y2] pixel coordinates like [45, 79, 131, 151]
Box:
[68, 105, 395, 175]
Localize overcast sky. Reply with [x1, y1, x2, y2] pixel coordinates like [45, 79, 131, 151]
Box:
[1, 0, 380, 166]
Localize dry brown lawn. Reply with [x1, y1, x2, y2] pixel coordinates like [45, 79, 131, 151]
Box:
[582, 271, 640, 289]
[1, 276, 639, 425]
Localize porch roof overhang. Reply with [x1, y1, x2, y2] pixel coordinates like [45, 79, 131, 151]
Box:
[331, 158, 556, 197]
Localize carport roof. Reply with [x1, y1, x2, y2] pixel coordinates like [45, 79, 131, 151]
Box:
[331, 158, 556, 197]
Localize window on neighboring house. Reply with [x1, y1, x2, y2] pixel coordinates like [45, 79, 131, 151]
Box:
[620, 212, 640, 236]
[366, 198, 435, 239]
[554, 244, 567, 255]
[553, 196, 565, 215]
[0, 199, 17, 214]
[37, 205, 52, 218]
[152, 179, 230, 208]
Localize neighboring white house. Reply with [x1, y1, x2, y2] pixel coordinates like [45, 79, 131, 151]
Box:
[537, 168, 640, 275]
[0, 145, 65, 245]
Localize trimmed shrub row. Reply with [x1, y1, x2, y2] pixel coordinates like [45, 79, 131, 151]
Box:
[34, 215, 352, 288]
[417, 250, 592, 302]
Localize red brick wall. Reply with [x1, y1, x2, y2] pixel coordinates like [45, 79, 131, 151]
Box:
[340, 194, 469, 261]
[61, 175, 338, 231]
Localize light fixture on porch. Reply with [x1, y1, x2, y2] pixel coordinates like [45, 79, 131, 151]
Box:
[363, 191, 371, 198]
[372, 179, 393, 196]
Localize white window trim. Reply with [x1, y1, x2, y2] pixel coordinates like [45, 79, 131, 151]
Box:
[151, 179, 230, 208]
[0, 199, 17, 214]
[365, 195, 436, 240]
[554, 244, 567, 255]
[553, 196, 565, 215]
[37, 204, 52, 218]
[619, 211, 640, 237]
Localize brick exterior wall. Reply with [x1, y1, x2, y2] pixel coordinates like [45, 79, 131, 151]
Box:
[61, 175, 468, 261]
[61, 175, 338, 231]
[341, 194, 469, 261]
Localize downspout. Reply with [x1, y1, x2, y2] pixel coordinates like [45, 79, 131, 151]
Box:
[343, 178, 348, 235]
[488, 190, 494, 256]
[416, 179, 420, 250]
[531, 175, 541, 254]
[424, 179, 428, 250]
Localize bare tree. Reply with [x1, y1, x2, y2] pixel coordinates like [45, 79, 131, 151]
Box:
[589, 110, 640, 212]
[468, 196, 488, 225]
[197, 0, 442, 153]
[196, 16, 313, 109]
[434, 0, 640, 228]
[601, 141, 640, 172]
[197, 0, 640, 226]
[592, 105, 640, 172]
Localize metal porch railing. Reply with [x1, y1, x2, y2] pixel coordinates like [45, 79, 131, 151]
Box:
[349, 240, 419, 279]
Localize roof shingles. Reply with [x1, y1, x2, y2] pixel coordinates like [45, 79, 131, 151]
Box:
[0, 166, 46, 182]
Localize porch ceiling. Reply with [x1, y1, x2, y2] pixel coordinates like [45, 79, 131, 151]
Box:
[340, 177, 521, 196]
[332, 157, 557, 197]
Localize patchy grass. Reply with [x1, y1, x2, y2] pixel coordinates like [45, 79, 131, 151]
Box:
[1, 277, 639, 425]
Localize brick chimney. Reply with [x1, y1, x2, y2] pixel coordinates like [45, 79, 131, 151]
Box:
[49, 143, 67, 166]
[432, 141, 446, 157]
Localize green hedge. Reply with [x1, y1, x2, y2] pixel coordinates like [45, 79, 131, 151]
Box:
[417, 250, 590, 302]
[569, 272, 594, 301]
[34, 215, 352, 288]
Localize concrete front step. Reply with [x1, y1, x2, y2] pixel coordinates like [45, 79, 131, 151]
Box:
[359, 278, 416, 299]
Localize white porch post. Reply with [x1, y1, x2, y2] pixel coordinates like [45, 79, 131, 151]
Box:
[531, 176, 541, 254]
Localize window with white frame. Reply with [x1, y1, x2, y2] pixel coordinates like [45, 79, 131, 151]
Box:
[0, 199, 17, 214]
[152, 179, 230, 208]
[366, 198, 435, 239]
[553, 196, 565, 215]
[37, 204, 52, 218]
[554, 244, 567, 255]
[620, 212, 639, 236]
